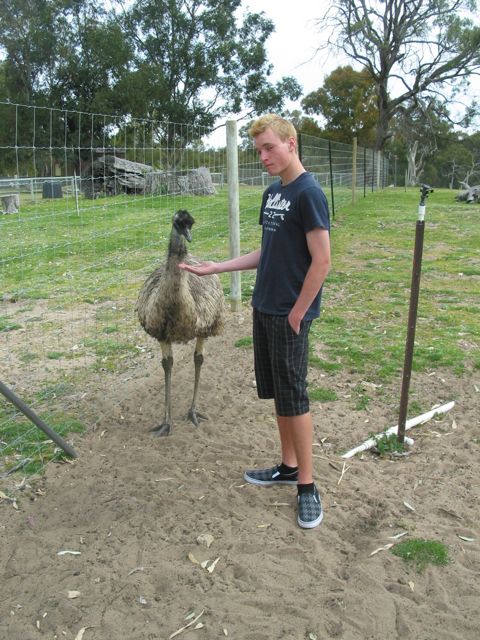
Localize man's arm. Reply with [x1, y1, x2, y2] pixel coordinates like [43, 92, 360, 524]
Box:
[179, 248, 261, 276]
[288, 228, 331, 334]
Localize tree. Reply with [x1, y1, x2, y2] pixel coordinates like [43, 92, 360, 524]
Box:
[392, 97, 453, 185]
[436, 141, 478, 188]
[49, 2, 132, 114]
[0, 0, 302, 172]
[0, 1, 134, 174]
[283, 110, 325, 138]
[0, 0, 59, 104]
[319, 0, 480, 150]
[435, 132, 480, 187]
[0, 1, 301, 132]
[118, 0, 301, 128]
[301, 66, 377, 145]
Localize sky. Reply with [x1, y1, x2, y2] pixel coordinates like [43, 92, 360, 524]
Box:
[206, 0, 480, 146]
[206, 1, 340, 145]
[240, 0, 480, 105]
[241, 0, 332, 99]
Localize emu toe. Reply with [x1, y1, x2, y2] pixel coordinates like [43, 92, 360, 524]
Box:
[150, 422, 172, 437]
[187, 409, 207, 427]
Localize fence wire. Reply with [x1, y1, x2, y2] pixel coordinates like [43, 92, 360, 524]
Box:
[0, 101, 388, 488]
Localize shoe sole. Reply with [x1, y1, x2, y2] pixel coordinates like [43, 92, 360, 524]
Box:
[244, 472, 298, 486]
[298, 511, 324, 529]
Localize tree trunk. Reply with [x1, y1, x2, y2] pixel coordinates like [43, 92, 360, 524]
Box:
[374, 81, 393, 151]
[1, 194, 20, 214]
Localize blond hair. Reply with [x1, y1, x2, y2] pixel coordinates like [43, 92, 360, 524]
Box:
[248, 114, 297, 142]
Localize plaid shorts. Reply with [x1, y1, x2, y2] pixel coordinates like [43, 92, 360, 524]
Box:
[253, 308, 311, 417]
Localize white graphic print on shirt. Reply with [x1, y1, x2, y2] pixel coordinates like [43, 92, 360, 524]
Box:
[264, 192, 291, 230]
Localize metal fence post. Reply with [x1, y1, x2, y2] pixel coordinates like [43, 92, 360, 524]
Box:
[352, 137, 357, 205]
[0, 380, 78, 458]
[226, 120, 241, 311]
[372, 149, 375, 192]
[328, 140, 335, 218]
[363, 146, 367, 198]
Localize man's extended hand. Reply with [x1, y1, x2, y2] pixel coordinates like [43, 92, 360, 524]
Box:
[178, 261, 218, 276]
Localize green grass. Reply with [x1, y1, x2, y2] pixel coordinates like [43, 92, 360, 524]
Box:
[391, 538, 450, 572]
[0, 404, 85, 475]
[235, 336, 253, 348]
[1, 185, 479, 475]
[313, 188, 479, 383]
[309, 387, 338, 402]
[0, 316, 22, 332]
[370, 431, 407, 456]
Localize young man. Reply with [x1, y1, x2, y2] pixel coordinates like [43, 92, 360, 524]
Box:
[179, 114, 331, 529]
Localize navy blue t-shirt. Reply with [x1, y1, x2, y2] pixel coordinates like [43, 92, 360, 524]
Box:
[252, 172, 330, 320]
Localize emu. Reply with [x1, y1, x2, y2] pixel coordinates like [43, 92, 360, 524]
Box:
[136, 210, 225, 436]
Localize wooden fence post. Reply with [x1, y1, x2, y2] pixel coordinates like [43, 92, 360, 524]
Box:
[226, 120, 242, 311]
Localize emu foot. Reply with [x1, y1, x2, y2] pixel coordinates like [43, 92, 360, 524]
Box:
[187, 409, 207, 427]
[150, 422, 172, 437]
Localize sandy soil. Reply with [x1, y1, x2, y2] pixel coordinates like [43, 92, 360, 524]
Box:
[1, 306, 479, 640]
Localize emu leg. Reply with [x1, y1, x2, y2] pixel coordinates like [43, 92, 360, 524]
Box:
[151, 342, 173, 436]
[188, 338, 207, 426]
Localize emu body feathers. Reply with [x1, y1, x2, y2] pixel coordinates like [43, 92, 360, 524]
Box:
[137, 258, 224, 344]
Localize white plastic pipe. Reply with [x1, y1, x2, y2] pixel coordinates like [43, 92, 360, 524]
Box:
[341, 401, 455, 459]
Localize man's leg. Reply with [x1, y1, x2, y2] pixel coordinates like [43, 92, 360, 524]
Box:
[277, 412, 313, 484]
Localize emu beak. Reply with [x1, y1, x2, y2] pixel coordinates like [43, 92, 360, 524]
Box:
[183, 228, 192, 242]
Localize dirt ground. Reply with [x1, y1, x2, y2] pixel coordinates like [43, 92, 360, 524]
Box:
[1, 306, 479, 640]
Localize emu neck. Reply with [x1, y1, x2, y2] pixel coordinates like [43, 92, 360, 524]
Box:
[167, 229, 188, 267]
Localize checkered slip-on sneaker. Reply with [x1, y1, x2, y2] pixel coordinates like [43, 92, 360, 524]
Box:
[297, 485, 323, 529]
[244, 464, 298, 486]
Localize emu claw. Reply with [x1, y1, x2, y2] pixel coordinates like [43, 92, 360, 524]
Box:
[188, 409, 207, 427]
[150, 423, 172, 437]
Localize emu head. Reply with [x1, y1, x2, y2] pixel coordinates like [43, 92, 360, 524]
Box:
[172, 209, 195, 242]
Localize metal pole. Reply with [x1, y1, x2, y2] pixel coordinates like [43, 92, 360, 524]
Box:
[0, 380, 78, 458]
[73, 170, 80, 216]
[363, 147, 367, 198]
[352, 136, 357, 205]
[397, 184, 434, 443]
[371, 150, 375, 192]
[328, 140, 335, 218]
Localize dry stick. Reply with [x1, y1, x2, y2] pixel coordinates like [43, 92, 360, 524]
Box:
[337, 462, 350, 485]
[169, 610, 205, 639]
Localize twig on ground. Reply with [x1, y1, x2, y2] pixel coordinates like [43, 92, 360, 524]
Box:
[169, 609, 205, 639]
[337, 462, 351, 485]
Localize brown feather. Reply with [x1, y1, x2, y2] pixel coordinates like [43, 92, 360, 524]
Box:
[136, 214, 225, 345]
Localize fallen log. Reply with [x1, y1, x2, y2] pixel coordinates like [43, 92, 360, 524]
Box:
[456, 184, 480, 203]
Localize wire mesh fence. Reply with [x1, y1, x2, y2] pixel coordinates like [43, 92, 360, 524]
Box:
[0, 101, 388, 487]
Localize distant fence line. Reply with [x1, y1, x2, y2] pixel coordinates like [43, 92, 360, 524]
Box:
[0, 101, 389, 217]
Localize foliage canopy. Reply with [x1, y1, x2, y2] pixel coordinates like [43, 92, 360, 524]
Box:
[0, 0, 301, 132]
[319, 0, 480, 150]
